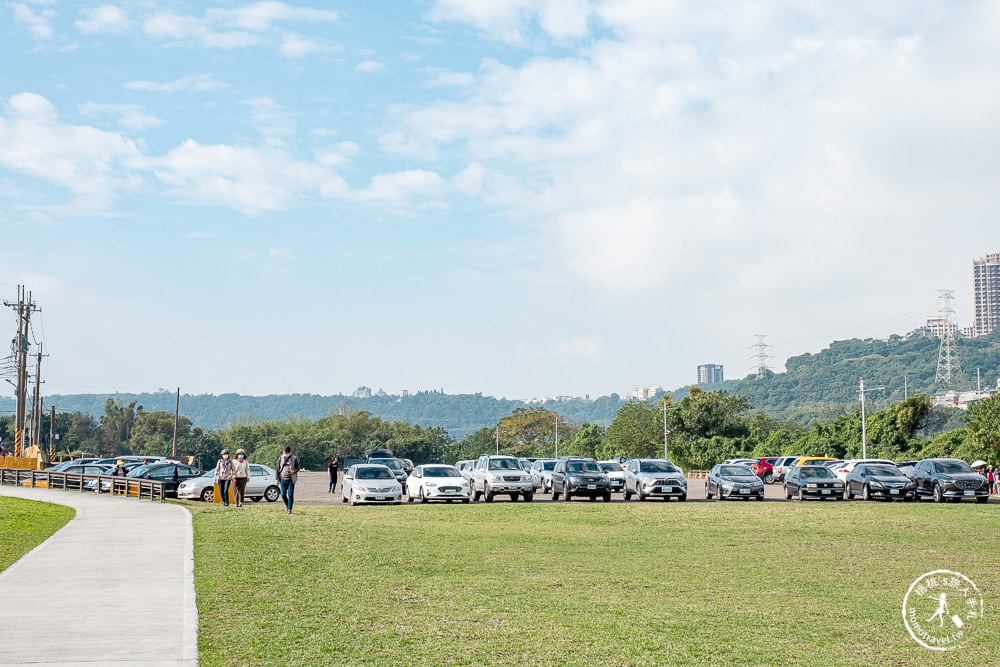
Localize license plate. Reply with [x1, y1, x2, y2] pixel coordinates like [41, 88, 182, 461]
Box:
[964, 490, 975, 496]
[821, 489, 830, 495]
[739, 489, 750, 494]
[587, 484, 596, 490]
[661, 487, 673, 493]
[445, 489, 455, 494]
[376, 495, 385, 500]
[890, 489, 899, 495]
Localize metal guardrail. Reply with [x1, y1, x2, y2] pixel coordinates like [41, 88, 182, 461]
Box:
[0, 467, 166, 503]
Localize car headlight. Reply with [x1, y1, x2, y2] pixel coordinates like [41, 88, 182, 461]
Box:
[869, 481, 883, 489]
[520, 475, 529, 482]
[807, 483, 817, 488]
[721, 481, 734, 489]
[461, 481, 470, 487]
[569, 476, 581, 483]
[905, 482, 915, 489]
[426, 481, 438, 488]
[833, 483, 843, 488]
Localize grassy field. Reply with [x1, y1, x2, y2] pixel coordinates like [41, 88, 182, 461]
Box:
[0, 496, 75, 572]
[189, 500, 999, 666]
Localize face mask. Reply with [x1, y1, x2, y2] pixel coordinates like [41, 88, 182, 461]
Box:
[238, 454, 244, 459]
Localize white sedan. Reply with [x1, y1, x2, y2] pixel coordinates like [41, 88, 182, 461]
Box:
[406, 464, 470, 503]
[342, 464, 403, 505]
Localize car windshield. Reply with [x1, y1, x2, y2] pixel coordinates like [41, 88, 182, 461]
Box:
[799, 467, 835, 479]
[936, 461, 973, 474]
[125, 464, 156, 477]
[866, 465, 901, 476]
[599, 463, 620, 472]
[567, 460, 601, 473]
[719, 466, 754, 476]
[543, 461, 556, 471]
[381, 459, 403, 470]
[356, 467, 394, 480]
[488, 458, 521, 470]
[424, 467, 461, 478]
[639, 461, 677, 473]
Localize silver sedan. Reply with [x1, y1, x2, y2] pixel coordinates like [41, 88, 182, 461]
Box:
[176, 464, 280, 502]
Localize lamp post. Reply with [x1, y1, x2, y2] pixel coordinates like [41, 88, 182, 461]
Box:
[858, 377, 883, 460]
[554, 415, 567, 458]
[662, 403, 679, 460]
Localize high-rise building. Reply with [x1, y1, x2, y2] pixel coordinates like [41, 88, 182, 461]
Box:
[973, 253, 1000, 337]
[697, 364, 724, 384]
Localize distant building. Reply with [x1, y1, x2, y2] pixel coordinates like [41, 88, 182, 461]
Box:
[697, 364, 724, 384]
[629, 386, 664, 400]
[908, 316, 958, 339]
[352, 386, 372, 398]
[935, 387, 997, 410]
[973, 252, 1000, 337]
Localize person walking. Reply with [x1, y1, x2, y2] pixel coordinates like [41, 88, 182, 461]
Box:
[988, 465, 996, 496]
[214, 449, 236, 507]
[232, 449, 250, 508]
[328, 456, 339, 494]
[275, 446, 300, 514]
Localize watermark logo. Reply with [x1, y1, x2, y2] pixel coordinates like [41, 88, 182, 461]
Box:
[903, 570, 983, 651]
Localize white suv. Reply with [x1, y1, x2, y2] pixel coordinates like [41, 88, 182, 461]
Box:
[471, 455, 534, 502]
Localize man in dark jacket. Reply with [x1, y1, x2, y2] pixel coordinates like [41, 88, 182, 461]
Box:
[328, 457, 339, 494]
[275, 446, 300, 514]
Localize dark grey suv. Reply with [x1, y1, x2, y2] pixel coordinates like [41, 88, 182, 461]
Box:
[910, 458, 989, 503]
[551, 457, 612, 502]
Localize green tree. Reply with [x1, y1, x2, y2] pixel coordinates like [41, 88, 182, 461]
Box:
[99, 399, 138, 456]
[966, 393, 1000, 464]
[599, 401, 663, 460]
[129, 411, 193, 455]
[563, 423, 605, 458]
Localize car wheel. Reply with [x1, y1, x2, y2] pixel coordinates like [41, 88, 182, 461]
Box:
[523, 492, 534, 502]
[754, 495, 762, 501]
[484, 486, 494, 503]
[784, 485, 791, 500]
[589, 494, 596, 502]
[551, 487, 560, 501]
[472, 484, 481, 502]
[798, 489, 804, 502]
[764, 472, 774, 484]
[623, 486, 632, 501]
[976, 495, 988, 504]
[603, 491, 611, 503]
[510, 493, 518, 502]
[565, 489, 572, 502]
[705, 483, 713, 500]
[636, 488, 644, 501]
[716, 487, 723, 501]
[349, 494, 357, 506]
[845, 485, 853, 500]
[462, 497, 470, 504]
[419, 487, 428, 504]
[264, 486, 280, 503]
[200, 487, 214, 503]
[862, 485, 871, 502]
[933, 484, 943, 503]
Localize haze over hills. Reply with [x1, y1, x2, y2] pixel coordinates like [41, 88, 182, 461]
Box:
[3, 332, 998, 438]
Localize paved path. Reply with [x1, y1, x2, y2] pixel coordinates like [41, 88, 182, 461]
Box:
[0, 485, 198, 666]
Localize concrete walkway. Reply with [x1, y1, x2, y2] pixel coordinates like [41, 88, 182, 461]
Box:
[0, 485, 198, 666]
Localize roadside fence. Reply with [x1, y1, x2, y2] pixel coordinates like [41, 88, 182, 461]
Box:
[0, 467, 166, 503]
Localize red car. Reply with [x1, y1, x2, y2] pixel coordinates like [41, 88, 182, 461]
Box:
[751, 457, 780, 484]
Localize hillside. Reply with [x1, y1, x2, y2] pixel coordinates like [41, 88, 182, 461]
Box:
[3, 331, 997, 437]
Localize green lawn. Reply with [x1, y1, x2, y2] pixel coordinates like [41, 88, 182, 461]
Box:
[190, 500, 999, 666]
[0, 496, 75, 572]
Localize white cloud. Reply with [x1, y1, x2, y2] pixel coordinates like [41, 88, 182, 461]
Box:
[75, 5, 132, 34]
[353, 169, 447, 205]
[313, 141, 359, 167]
[125, 74, 227, 93]
[269, 247, 295, 260]
[208, 2, 338, 31]
[78, 101, 164, 131]
[426, 0, 593, 44]
[0, 93, 142, 209]
[354, 60, 383, 73]
[11, 2, 57, 40]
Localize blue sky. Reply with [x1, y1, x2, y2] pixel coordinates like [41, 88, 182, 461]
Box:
[1, 0, 998, 399]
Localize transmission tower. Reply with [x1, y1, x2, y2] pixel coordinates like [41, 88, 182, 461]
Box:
[753, 334, 770, 378]
[935, 290, 962, 387]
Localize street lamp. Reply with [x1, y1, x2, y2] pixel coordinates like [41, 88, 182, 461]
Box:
[662, 403, 679, 460]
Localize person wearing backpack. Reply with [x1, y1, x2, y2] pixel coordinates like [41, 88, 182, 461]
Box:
[275, 446, 300, 514]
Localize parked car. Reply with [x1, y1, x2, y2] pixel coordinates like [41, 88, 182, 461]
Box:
[470, 455, 533, 502]
[610, 456, 635, 467]
[529, 459, 557, 491]
[364, 448, 395, 462]
[551, 457, 612, 502]
[895, 460, 920, 478]
[89, 462, 204, 496]
[379, 458, 410, 486]
[622, 459, 687, 501]
[832, 458, 895, 483]
[771, 456, 800, 482]
[750, 457, 780, 483]
[910, 458, 989, 503]
[177, 464, 280, 502]
[405, 464, 470, 503]
[722, 458, 757, 466]
[598, 461, 626, 493]
[342, 464, 403, 505]
[24, 464, 110, 489]
[844, 463, 916, 501]
[783, 465, 844, 501]
[705, 464, 765, 501]
[793, 456, 838, 467]
[456, 460, 475, 484]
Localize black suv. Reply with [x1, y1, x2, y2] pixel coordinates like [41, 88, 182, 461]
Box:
[551, 457, 612, 502]
[909, 458, 989, 503]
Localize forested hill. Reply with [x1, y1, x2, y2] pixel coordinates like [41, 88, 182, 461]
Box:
[3, 331, 998, 436]
[0, 391, 628, 439]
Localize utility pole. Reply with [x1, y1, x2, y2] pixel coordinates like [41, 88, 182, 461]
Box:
[172, 387, 180, 458]
[3, 286, 37, 457]
[661, 402, 679, 460]
[935, 290, 961, 387]
[554, 414, 567, 458]
[753, 335, 770, 378]
[31, 343, 43, 451]
[859, 377, 884, 460]
[49, 405, 56, 459]
[903, 375, 908, 400]
[494, 423, 503, 455]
